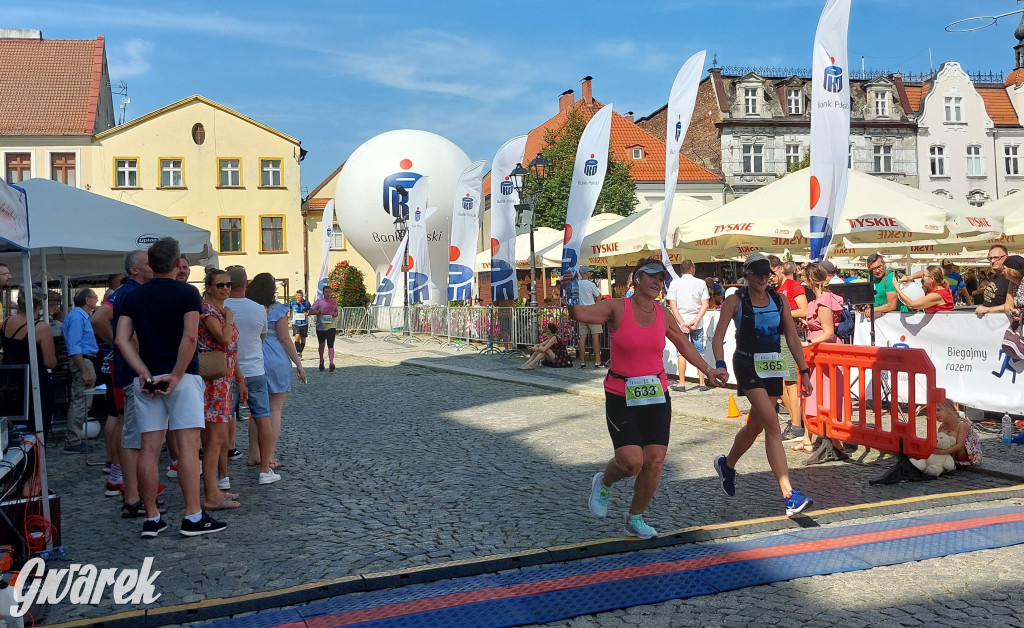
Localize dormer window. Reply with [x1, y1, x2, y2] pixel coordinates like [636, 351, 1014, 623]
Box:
[874, 91, 889, 117]
[744, 88, 759, 115]
[632, 147, 643, 159]
[786, 88, 802, 115]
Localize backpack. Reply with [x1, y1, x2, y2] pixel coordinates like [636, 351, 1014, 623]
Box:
[735, 287, 785, 349]
[836, 302, 855, 343]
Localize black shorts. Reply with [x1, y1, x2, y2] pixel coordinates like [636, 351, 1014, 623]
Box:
[734, 353, 783, 398]
[292, 324, 309, 337]
[318, 328, 337, 347]
[604, 391, 671, 449]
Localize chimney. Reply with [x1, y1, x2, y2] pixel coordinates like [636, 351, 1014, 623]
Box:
[0, 29, 42, 39]
[558, 89, 574, 112]
[581, 76, 593, 105]
[625, 111, 634, 123]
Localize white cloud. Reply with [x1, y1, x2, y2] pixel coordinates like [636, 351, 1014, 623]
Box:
[108, 38, 153, 79]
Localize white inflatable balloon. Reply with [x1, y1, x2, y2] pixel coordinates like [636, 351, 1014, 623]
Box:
[336, 130, 471, 305]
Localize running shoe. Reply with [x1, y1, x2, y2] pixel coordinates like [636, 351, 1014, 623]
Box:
[714, 455, 736, 497]
[624, 514, 657, 539]
[780, 423, 805, 442]
[259, 470, 281, 485]
[329, 363, 336, 372]
[180, 512, 227, 537]
[141, 518, 168, 539]
[669, 384, 686, 392]
[588, 472, 610, 518]
[785, 490, 813, 517]
[104, 481, 124, 497]
[319, 362, 325, 372]
[217, 476, 230, 490]
[227, 448, 243, 460]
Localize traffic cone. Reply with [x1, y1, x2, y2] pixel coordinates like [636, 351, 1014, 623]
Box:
[726, 394, 741, 418]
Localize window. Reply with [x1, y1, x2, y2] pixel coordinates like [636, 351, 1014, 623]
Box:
[260, 216, 285, 252]
[785, 144, 801, 169]
[260, 159, 282, 187]
[191, 123, 206, 145]
[160, 158, 184, 187]
[872, 145, 892, 173]
[115, 158, 138, 188]
[219, 158, 241, 187]
[1006, 145, 1020, 176]
[874, 91, 888, 117]
[631, 147, 643, 159]
[966, 145, 983, 176]
[929, 146, 946, 177]
[219, 217, 243, 253]
[330, 221, 346, 250]
[744, 88, 758, 115]
[786, 88, 802, 115]
[741, 144, 763, 173]
[848, 143, 853, 168]
[944, 96, 963, 123]
[50, 152, 75, 185]
[4, 153, 30, 183]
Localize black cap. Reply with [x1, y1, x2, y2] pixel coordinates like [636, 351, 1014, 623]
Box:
[743, 252, 772, 276]
[1004, 255, 1024, 273]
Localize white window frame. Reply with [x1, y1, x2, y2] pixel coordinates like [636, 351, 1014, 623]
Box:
[966, 145, 984, 177]
[742, 143, 764, 173]
[115, 158, 138, 188]
[929, 145, 947, 177]
[1005, 145, 1020, 176]
[874, 91, 889, 117]
[330, 221, 346, 250]
[873, 145, 893, 173]
[219, 158, 241, 187]
[631, 147, 643, 159]
[944, 95, 964, 123]
[786, 88, 802, 115]
[46, 149, 80, 187]
[744, 88, 758, 115]
[160, 158, 184, 187]
[260, 159, 283, 187]
[785, 144, 801, 169]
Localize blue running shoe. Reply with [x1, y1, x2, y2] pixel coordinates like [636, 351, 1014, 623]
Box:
[714, 455, 735, 497]
[588, 472, 610, 518]
[624, 514, 658, 539]
[785, 489, 813, 517]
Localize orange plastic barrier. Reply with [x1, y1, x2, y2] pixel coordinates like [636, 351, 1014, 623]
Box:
[802, 344, 943, 460]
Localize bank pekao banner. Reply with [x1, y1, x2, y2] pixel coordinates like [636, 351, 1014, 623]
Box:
[404, 179, 435, 304]
[809, 0, 852, 262]
[0, 176, 29, 250]
[560, 104, 613, 305]
[661, 50, 706, 279]
[490, 136, 527, 302]
[316, 199, 336, 300]
[371, 232, 408, 306]
[448, 160, 486, 302]
[859, 311, 1024, 414]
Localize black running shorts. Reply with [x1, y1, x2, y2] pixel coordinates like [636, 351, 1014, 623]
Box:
[604, 391, 672, 449]
[318, 328, 337, 348]
[733, 353, 783, 397]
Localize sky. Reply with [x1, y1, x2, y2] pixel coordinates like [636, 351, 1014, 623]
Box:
[7, 1, 1024, 194]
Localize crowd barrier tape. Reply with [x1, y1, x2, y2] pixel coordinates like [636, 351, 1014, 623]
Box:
[803, 344, 944, 483]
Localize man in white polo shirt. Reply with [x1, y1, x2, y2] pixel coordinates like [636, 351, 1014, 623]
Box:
[576, 266, 604, 369]
[666, 260, 709, 392]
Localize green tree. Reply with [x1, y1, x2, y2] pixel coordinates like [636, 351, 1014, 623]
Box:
[526, 109, 638, 229]
[787, 149, 810, 173]
[326, 261, 369, 307]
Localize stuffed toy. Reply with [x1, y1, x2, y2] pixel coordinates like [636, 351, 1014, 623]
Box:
[910, 432, 957, 477]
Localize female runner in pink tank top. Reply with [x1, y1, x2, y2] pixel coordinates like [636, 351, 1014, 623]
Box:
[564, 258, 729, 539]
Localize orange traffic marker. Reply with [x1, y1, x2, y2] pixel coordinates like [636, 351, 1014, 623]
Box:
[727, 394, 741, 418]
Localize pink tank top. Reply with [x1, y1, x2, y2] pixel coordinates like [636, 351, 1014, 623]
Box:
[605, 298, 669, 397]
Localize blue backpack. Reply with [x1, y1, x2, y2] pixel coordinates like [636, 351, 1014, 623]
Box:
[836, 301, 855, 343]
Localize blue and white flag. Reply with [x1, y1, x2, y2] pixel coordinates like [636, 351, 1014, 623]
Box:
[316, 199, 336, 300]
[448, 160, 486, 302]
[662, 50, 706, 279]
[407, 198, 437, 305]
[371, 233, 408, 307]
[560, 104, 613, 305]
[490, 136, 527, 302]
[809, 0, 852, 262]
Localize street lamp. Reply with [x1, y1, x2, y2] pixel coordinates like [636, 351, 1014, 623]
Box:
[393, 186, 411, 339]
[509, 153, 549, 307]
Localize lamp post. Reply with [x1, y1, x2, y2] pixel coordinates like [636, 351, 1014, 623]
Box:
[510, 153, 549, 307]
[394, 186, 410, 337]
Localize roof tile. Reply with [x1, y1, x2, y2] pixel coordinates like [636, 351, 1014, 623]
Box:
[978, 86, 1019, 126]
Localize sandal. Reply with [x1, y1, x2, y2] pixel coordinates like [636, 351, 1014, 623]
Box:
[518, 365, 535, 370]
[791, 443, 815, 453]
[121, 499, 167, 519]
[203, 498, 241, 511]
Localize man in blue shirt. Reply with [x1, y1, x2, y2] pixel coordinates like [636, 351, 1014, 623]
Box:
[288, 290, 311, 354]
[64, 288, 100, 451]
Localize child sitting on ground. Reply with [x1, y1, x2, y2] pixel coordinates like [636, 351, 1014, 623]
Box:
[519, 323, 573, 370]
[934, 399, 982, 467]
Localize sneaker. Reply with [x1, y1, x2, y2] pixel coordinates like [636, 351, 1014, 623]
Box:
[319, 362, 325, 372]
[624, 514, 658, 539]
[780, 423, 805, 442]
[259, 470, 281, 485]
[167, 461, 178, 478]
[714, 455, 736, 497]
[595, 363, 606, 369]
[785, 489, 813, 517]
[329, 363, 336, 372]
[180, 512, 227, 537]
[579, 363, 586, 369]
[669, 384, 686, 392]
[588, 472, 610, 518]
[102, 461, 112, 475]
[217, 476, 230, 490]
[698, 385, 709, 392]
[227, 448, 243, 460]
[141, 518, 168, 538]
[104, 481, 124, 497]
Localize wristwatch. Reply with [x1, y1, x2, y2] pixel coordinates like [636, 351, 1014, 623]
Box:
[799, 367, 811, 375]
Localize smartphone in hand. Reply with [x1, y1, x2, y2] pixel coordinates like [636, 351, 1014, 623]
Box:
[142, 379, 169, 393]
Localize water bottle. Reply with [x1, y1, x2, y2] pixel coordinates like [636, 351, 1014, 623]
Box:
[1002, 413, 1013, 443]
[0, 579, 24, 628]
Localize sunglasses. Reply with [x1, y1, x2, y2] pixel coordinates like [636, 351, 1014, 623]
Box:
[213, 282, 233, 289]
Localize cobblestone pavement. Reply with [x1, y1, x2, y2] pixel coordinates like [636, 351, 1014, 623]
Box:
[40, 337, 1024, 624]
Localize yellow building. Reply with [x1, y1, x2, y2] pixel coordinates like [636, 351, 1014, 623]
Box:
[91, 95, 305, 292]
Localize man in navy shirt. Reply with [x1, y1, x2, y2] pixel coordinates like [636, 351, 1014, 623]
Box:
[289, 290, 311, 354]
[64, 288, 100, 451]
[117, 237, 226, 538]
